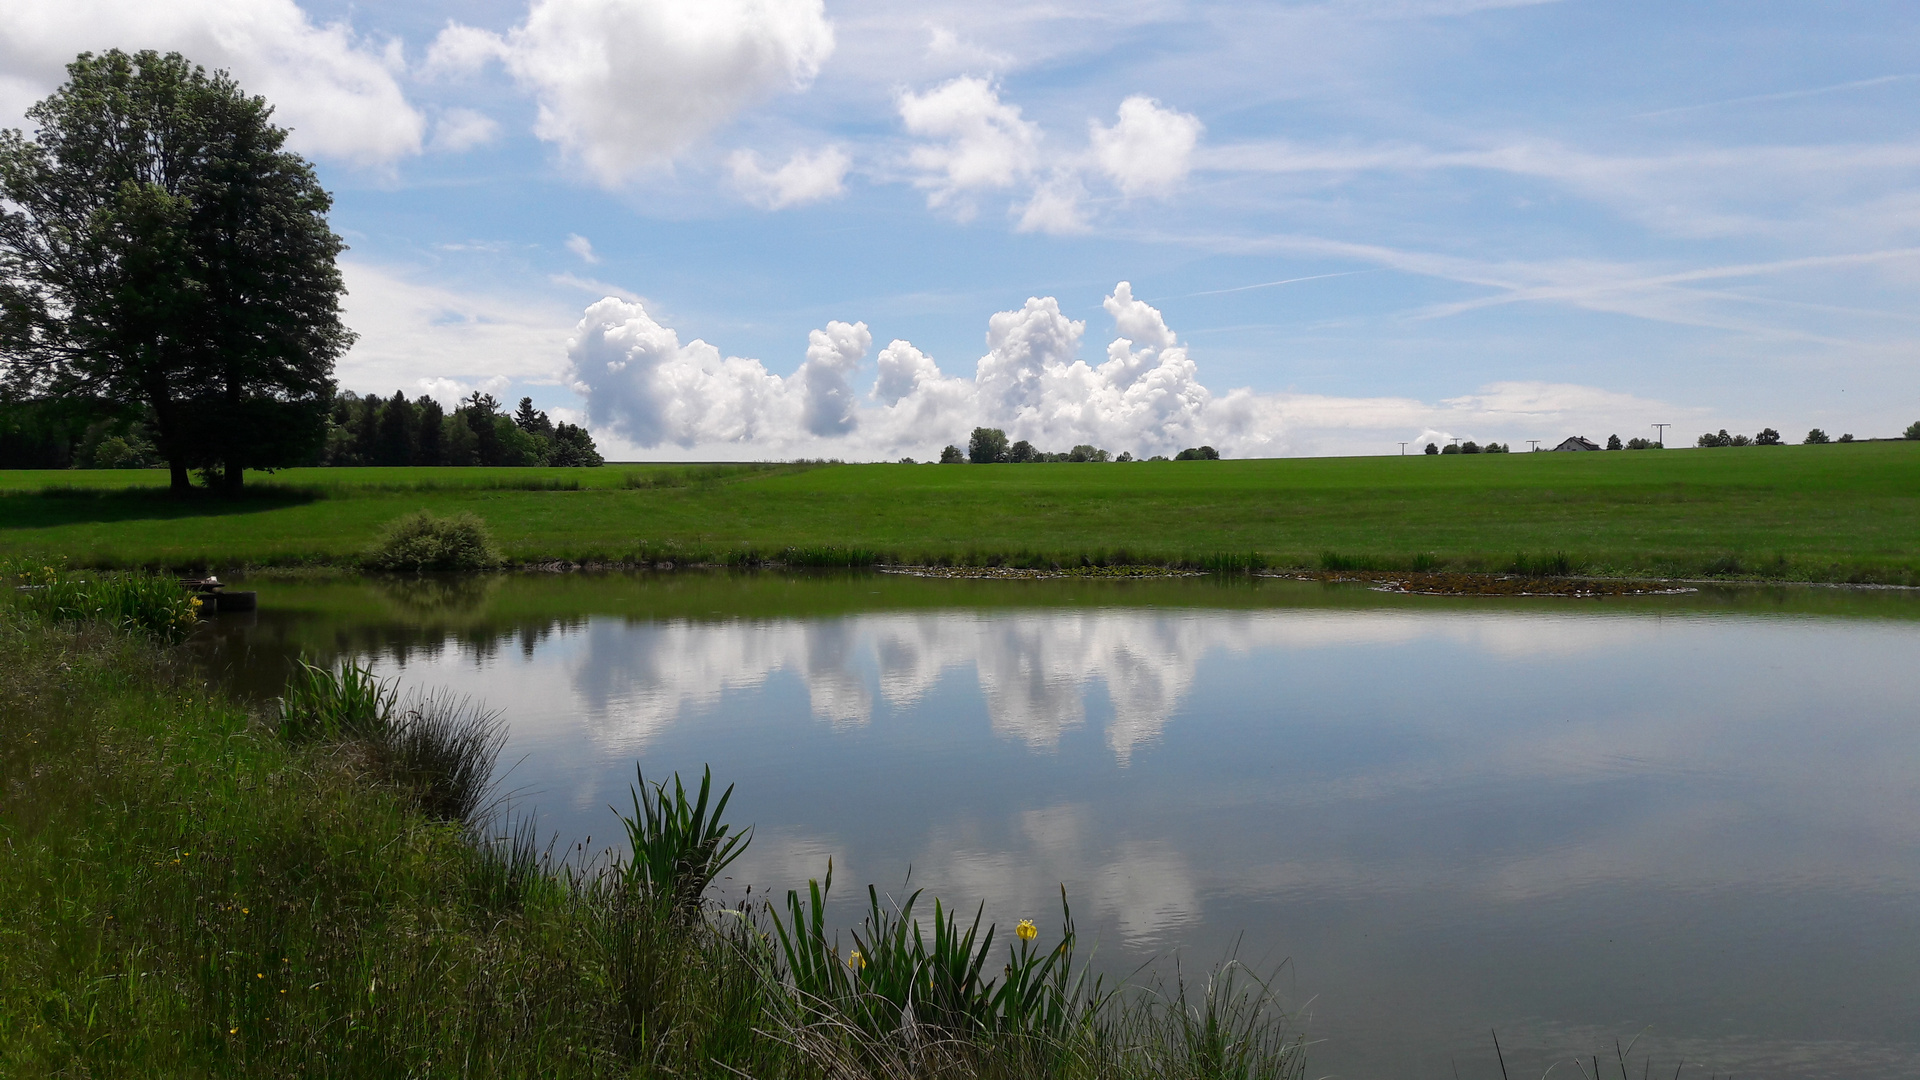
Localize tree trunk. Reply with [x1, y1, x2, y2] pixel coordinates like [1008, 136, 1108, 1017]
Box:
[146, 386, 193, 494]
[222, 459, 244, 494]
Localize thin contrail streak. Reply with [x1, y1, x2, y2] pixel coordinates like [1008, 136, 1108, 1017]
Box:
[1635, 73, 1920, 119]
[1166, 270, 1372, 300]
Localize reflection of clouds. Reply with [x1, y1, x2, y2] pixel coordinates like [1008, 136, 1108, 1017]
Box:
[558, 609, 1644, 762]
[921, 803, 1201, 948]
[725, 826, 857, 906]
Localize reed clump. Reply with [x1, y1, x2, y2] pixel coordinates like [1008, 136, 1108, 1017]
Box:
[277, 659, 505, 825]
[4, 557, 202, 641]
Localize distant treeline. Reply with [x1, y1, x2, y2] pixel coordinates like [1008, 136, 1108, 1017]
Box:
[1696, 425, 1920, 447]
[0, 392, 602, 469]
[321, 391, 601, 468]
[932, 426, 1221, 464]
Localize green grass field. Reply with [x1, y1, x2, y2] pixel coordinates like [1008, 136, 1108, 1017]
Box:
[2, 443, 1917, 581]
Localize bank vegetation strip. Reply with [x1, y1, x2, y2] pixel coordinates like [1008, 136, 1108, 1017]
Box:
[0, 568, 1309, 1078]
[2, 441, 1917, 584]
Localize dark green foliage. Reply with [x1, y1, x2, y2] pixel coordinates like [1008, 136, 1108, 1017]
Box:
[277, 656, 394, 742]
[1805, 428, 1830, 444]
[463, 391, 504, 465]
[1839, 433, 1854, 442]
[363, 509, 503, 571]
[375, 390, 415, 465]
[324, 391, 600, 468]
[5, 561, 200, 641]
[1700, 553, 1743, 576]
[74, 415, 160, 467]
[1174, 445, 1220, 460]
[1907, 420, 1920, 440]
[414, 395, 445, 465]
[0, 50, 349, 492]
[940, 443, 966, 463]
[970, 426, 1010, 463]
[1319, 551, 1376, 571]
[1606, 434, 1622, 450]
[1461, 440, 1482, 454]
[618, 766, 751, 918]
[491, 412, 545, 466]
[1424, 442, 1439, 454]
[1625, 437, 1660, 449]
[276, 659, 502, 825]
[1697, 429, 1741, 447]
[386, 691, 505, 824]
[1510, 550, 1574, 577]
[1441, 443, 1461, 455]
[513, 396, 553, 438]
[548, 421, 603, 466]
[1754, 427, 1782, 446]
[0, 397, 92, 467]
[1009, 438, 1038, 462]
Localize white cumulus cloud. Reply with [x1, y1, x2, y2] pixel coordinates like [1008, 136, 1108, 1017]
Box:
[729, 145, 851, 208]
[0, 0, 425, 166]
[795, 321, 873, 435]
[559, 281, 1696, 461]
[566, 281, 1266, 459]
[898, 76, 1042, 214]
[896, 80, 1204, 229]
[430, 107, 500, 152]
[430, 0, 836, 186]
[1090, 95, 1203, 196]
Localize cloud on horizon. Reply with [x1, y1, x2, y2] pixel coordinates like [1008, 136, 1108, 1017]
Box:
[562, 282, 1694, 459]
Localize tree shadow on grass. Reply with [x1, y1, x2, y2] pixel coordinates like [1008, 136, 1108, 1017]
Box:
[0, 484, 325, 529]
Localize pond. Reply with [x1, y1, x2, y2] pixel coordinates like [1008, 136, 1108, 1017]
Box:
[192, 571, 1920, 1079]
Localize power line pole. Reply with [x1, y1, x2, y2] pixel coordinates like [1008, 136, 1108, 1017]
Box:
[1653, 423, 1669, 448]
[1527, 439, 1540, 452]
[1399, 442, 1407, 455]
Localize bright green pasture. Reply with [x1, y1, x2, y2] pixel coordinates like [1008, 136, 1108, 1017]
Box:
[2, 444, 1917, 580]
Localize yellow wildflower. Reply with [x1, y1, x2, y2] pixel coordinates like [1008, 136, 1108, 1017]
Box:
[1015, 919, 1038, 942]
[848, 950, 865, 970]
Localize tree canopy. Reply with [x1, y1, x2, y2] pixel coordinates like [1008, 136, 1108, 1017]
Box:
[0, 50, 350, 491]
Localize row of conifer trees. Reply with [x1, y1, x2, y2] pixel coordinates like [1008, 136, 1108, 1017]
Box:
[323, 391, 601, 467]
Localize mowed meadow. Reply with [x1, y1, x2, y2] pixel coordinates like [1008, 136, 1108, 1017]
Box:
[3, 442, 1918, 581]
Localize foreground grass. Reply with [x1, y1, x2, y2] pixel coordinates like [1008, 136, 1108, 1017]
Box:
[2, 442, 1918, 582]
[0, 605, 1309, 1079]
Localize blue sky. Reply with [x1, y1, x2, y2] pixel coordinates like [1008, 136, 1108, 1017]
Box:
[5, 0, 1919, 458]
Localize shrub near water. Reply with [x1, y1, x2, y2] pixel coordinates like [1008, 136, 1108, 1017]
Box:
[363, 509, 502, 571]
[4, 559, 201, 641]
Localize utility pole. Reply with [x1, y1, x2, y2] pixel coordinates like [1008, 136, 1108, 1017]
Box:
[1399, 442, 1407, 455]
[1527, 439, 1540, 452]
[1653, 423, 1669, 448]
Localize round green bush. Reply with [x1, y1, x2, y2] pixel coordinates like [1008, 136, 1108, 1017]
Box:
[364, 511, 503, 572]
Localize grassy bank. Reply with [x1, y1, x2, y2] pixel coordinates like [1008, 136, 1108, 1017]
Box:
[3, 442, 1918, 582]
[0, 580, 1308, 1079]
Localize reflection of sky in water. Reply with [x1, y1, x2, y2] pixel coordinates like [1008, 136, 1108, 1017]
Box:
[350, 606, 1920, 1080]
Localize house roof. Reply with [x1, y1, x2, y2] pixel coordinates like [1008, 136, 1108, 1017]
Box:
[1553, 436, 1601, 451]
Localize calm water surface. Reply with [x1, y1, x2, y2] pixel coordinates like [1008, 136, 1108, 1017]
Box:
[194, 572, 1920, 1079]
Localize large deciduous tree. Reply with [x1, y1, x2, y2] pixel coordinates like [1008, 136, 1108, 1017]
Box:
[0, 50, 351, 492]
